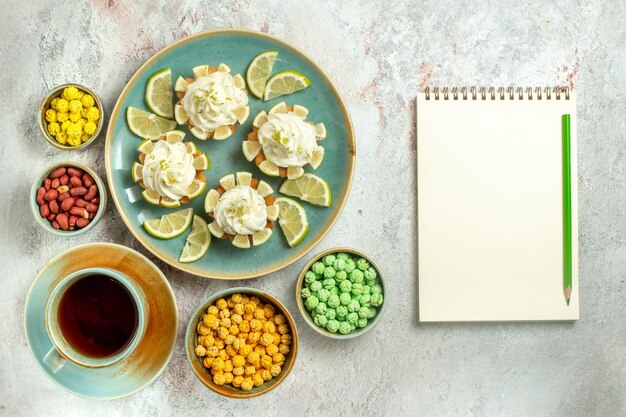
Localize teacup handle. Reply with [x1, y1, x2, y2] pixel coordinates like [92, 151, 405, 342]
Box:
[43, 346, 67, 373]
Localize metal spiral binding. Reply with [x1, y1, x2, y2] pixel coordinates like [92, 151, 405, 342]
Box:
[424, 86, 570, 100]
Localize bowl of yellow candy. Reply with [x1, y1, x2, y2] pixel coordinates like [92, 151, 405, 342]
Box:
[38, 83, 104, 150]
[185, 288, 299, 398]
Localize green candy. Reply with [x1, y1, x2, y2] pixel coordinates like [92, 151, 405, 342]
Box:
[356, 258, 370, 271]
[360, 294, 371, 307]
[336, 305, 348, 318]
[336, 252, 350, 261]
[323, 254, 336, 266]
[317, 288, 330, 303]
[371, 284, 383, 294]
[326, 319, 340, 333]
[304, 271, 317, 284]
[366, 307, 377, 318]
[315, 302, 328, 315]
[350, 269, 364, 284]
[311, 261, 325, 275]
[347, 299, 361, 313]
[329, 286, 339, 295]
[339, 292, 351, 306]
[338, 321, 351, 334]
[344, 259, 356, 273]
[305, 295, 319, 311]
[339, 279, 352, 293]
[327, 294, 340, 308]
[335, 270, 347, 282]
[351, 283, 363, 296]
[358, 306, 370, 319]
[371, 292, 384, 307]
[314, 314, 328, 327]
[301, 287, 311, 299]
[322, 278, 336, 289]
[357, 318, 368, 328]
[326, 308, 337, 320]
[362, 285, 371, 295]
[333, 258, 346, 271]
[346, 312, 359, 325]
[323, 267, 336, 279]
[310, 281, 322, 292]
[363, 266, 377, 281]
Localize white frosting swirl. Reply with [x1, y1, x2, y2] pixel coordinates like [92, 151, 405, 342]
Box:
[257, 112, 317, 168]
[141, 141, 196, 200]
[181, 72, 248, 132]
[213, 185, 267, 235]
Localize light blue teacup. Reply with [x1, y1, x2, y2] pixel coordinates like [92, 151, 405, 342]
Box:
[44, 268, 149, 373]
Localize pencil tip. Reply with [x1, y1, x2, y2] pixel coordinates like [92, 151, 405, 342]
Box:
[564, 286, 572, 305]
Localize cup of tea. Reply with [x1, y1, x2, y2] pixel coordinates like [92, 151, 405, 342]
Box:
[43, 267, 149, 372]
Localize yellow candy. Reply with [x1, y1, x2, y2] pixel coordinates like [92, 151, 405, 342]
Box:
[68, 136, 82, 147]
[232, 375, 244, 387]
[85, 107, 99, 122]
[67, 123, 82, 139]
[57, 112, 69, 123]
[81, 132, 91, 143]
[45, 109, 57, 123]
[61, 121, 71, 132]
[232, 355, 245, 368]
[252, 373, 263, 387]
[47, 122, 60, 136]
[50, 98, 59, 110]
[69, 112, 81, 122]
[240, 378, 253, 391]
[76, 90, 85, 100]
[81, 94, 95, 108]
[56, 131, 68, 145]
[69, 100, 83, 113]
[270, 364, 281, 377]
[213, 373, 226, 386]
[56, 98, 69, 113]
[62, 86, 80, 100]
[223, 372, 234, 384]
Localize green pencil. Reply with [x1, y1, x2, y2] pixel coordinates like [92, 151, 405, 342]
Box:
[562, 114, 572, 305]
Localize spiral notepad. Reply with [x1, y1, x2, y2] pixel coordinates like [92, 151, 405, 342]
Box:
[417, 87, 579, 322]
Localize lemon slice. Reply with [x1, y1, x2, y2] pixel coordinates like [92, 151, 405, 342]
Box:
[293, 104, 309, 118]
[193, 153, 210, 170]
[242, 141, 262, 161]
[179, 215, 211, 263]
[143, 208, 193, 239]
[246, 50, 278, 99]
[259, 160, 279, 177]
[127, 107, 177, 139]
[145, 68, 173, 119]
[193, 65, 209, 78]
[217, 63, 231, 73]
[204, 189, 221, 213]
[266, 204, 279, 221]
[174, 76, 189, 92]
[252, 111, 268, 128]
[252, 229, 272, 246]
[187, 179, 207, 200]
[131, 162, 143, 182]
[264, 70, 311, 101]
[275, 197, 309, 247]
[141, 188, 161, 205]
[236, 171, 252, 186]
[233, 74, 246, 89]
[232, 106, 250, 124]
[191, 127, 208, 140]
[219, 174, 236, 191]
[268, 101, 287, 114]
[310, 147, 325, 170]
[208, 221, 225, 238]
[161, 197, 181, 208]
[136, 138, 155, 153]
[279, 173, 332, 207]
[232, 234, 251, 249]
[213, 125, 232, 140]
[287, 166, 304, 180]
[256, 180, 273, 197]
[186, 142, 198, 154]
[175, 104, 189, 125]
[315, 123, 326, 139]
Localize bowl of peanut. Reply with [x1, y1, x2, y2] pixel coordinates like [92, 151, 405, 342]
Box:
[30, 161, 107, 236]
[185, 288, 299, 398]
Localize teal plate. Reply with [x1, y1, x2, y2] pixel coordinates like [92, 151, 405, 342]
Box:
[105, 30, 355, 279]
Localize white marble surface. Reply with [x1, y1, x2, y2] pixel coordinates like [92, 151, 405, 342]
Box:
[1, 1, 625, 416]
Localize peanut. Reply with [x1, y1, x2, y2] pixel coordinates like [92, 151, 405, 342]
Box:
[59, 174, 69, 185]
[70, 207, 89, 219]
[56, 185, 70, 194]
[89, 212, 95, 220]
[49, 200, 59, 214]
[58, 192, 70, 201]
[61, 197, 75, 211]
[67, 167, 84, 177]
[86, 203, 99, 213]
[47, 213, 56, 221]
[51, 178, 60, 189]
[52, 220, 60, 229]
[76, 218, 90, 228]
[75, 198, 88, 208]
[40, 203, 50, 218]
[49, 167, 66, 179]
[82, 173, 95, 187]
[91, 197, 99, 204]
[44, 189, 58, 201]
[44, 178, 51, 190]
[69, 215, 79, 226]
[69, 187, 87, 196]
[70, 176, 82, 188]
[36, 187, 45, 205]
[57, 213, 69, 230]
[84, 185, 98, 201]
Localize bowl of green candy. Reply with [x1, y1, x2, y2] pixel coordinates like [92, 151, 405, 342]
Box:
[295, 247, 386, 339]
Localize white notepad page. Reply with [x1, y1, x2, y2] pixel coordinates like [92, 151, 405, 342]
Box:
[417, 91, 579, 322]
